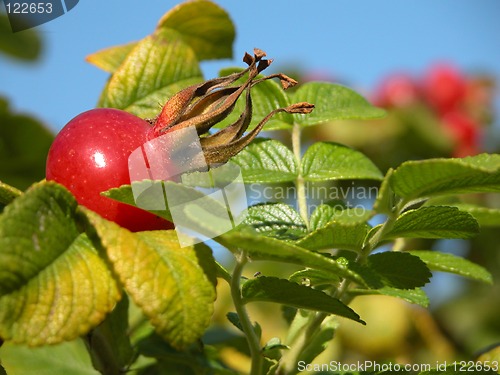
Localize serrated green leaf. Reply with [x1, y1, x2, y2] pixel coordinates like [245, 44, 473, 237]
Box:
[0, 339, 99, 375]
[217, 230, 366, 286]
[241, 203, 307, 240]
[0, 182, 120, 345]
[366, 252, 432, 289]
[383, 206, 479, 240]
[297, 207, 372, 252]
[85, 42, 136, 73]
[452, 203, 500, 227]
[292, 82, 386, 127]
[83, 209, 217, 349]
[301, 142, 383, 182]
[214, 67, 293, 131]
[98, 28, 203, 118]
[241, 276, 364, 324]
[408, 250, 492, 284]
[0, 180, 22, 206]
[86, 0, 235, 73]
[309, 204, 373, 230]
[0, 231, 120, 346]
[230, 139, 297, 183]
[157, 0, 235, 61]
[309, 203, 341, 230]
[390, 153, 500, 201]
[348, 287, 429, 307]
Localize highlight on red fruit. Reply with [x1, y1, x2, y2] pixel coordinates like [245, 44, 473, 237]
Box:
[45, 108, 174, 232]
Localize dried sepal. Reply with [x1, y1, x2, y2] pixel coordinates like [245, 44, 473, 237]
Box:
[152, 48, 314, 166]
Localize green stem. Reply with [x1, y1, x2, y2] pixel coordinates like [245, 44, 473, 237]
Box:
[292, 123, 309, 230]
[231, 252, 263, 375]
[280, 192, 408, 373]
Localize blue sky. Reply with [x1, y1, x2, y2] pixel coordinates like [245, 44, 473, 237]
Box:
[1, 0, 500, 133]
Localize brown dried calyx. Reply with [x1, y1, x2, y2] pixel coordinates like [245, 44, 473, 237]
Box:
[152, 48, 314, 164]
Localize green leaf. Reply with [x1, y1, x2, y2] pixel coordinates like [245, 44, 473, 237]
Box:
[0, 233, 119, 345]
[0, 339, 100, 375]
[0, 364, 5, 375]
[0, 182, 120, 345]
[0, 14, 42, 61]
[297, 207, 372, 251]
[390, 153, 500, 201]
[373, 168, 396, 215]
[103, 181, 173, 222]
[0, 180, 22, 206]
[157, 0, 235, 61]
[214, 67, 293, 131]
[408, 250, 493, 284]
[366, 252, 432, 289]
[348, 286, 429, 307]
[86, 296, 134, 375]
[383, 206, 479, 240]
[98, 28, 203, 118]
[295, 316, 338, 367]
[292, 82, 386, 127]
[452, 203, 500, 227]
[136, 332, 224, 375]
[217, 230, 365, 286]
[83, 209, 217, 349]
[0, 181, 76, 295]
[301, 142, 383, 182]
[230, 139, 298, 183]
[241, 203, 307, 240]
[0, 97, 54, 190]
[289, 269, 340, 287]
[86, 0, 234, 74]
[241, 276, 364, 324]
[309, 203, 346, 231]
[85, 43, 136, 73]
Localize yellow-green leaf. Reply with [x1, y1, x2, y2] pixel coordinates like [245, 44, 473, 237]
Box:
[157, 0, 235, 61]
[0, 182, 119, 345]
[83, 209, 217, 349]
[0, 234, 120, 346]
[86, 43, 136, 73]
[98, 28, 203, 119]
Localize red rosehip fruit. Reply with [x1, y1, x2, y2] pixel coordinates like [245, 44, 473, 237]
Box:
[441, 110, 480, 157]
[46, 108, 174, 232]
[373, 73, 419, 108]
[422, 64, 467, 114]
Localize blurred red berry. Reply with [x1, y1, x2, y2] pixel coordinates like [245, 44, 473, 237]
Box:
[422, 64, 467, 114]
[373, 73, 419, 108]
[441, 110, 480, 157]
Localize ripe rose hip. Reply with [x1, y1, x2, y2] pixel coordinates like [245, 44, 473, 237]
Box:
[422, 64, 467, 114]
[46, 108, 174, 232]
